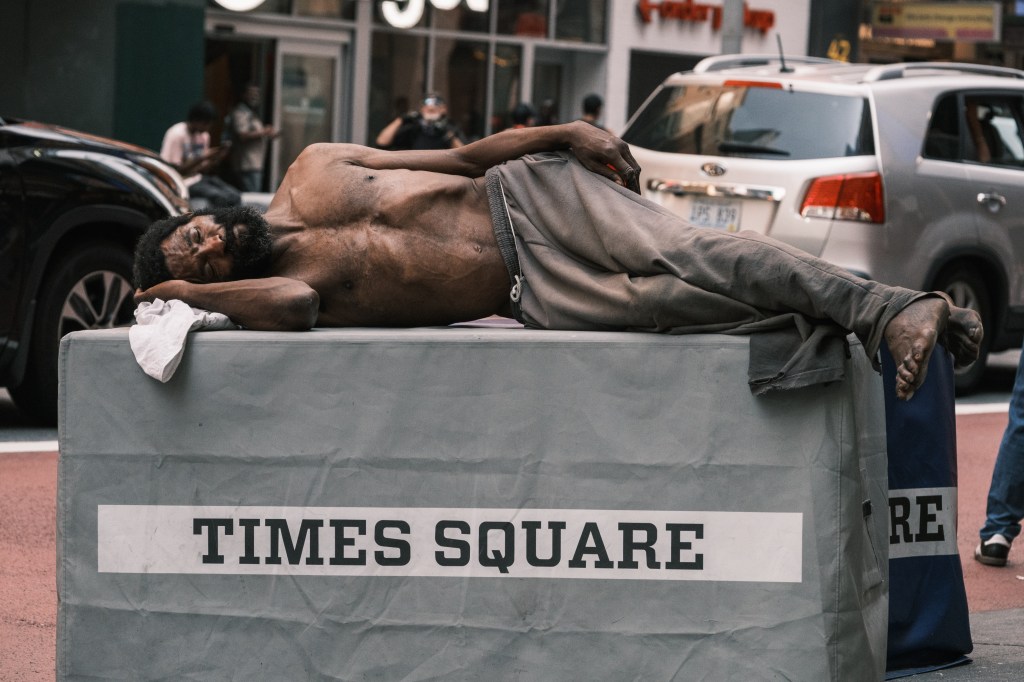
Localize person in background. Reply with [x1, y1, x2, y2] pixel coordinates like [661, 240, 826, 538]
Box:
[160, 101, 241, 208]
[537, 99, 559, 126]
[509, 102, 538, 129]
[579, 93, 611, 134]
[227, 83, 278, 192]
[975, 351, 1024, 567]
[376, 93, 465, 150]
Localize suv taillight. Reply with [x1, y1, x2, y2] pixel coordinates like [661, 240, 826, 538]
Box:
[800, 172, 885, 224]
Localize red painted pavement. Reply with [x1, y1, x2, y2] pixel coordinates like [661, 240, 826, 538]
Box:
[955, 411, 1024, 613]
[1, 411, 1021, 679]
[0, 450, 57, 682]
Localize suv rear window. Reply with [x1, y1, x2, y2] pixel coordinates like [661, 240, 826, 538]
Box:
[623, 84, 874, 160]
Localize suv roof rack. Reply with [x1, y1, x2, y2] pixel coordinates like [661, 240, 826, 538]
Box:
[692, 54, 841, 73]
[864, 62, 1024, 82]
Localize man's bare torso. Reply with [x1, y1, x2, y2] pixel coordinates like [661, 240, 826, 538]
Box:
[263, 144, 512, 326]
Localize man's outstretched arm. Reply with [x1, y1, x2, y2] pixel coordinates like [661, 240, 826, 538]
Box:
[135, 277, 320, 331]
[335, 121, 641, 193]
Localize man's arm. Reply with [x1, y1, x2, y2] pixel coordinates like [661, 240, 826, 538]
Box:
[176, 144, 231, 178]
[348, 120, 641, 192]
[375, 116, 405, 148]
[135, 277, 320, 331]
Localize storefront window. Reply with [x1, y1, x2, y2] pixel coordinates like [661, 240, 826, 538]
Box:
[555, 0, 605, 43]
[373, 1, 492, 30]
[208, 0, 291, 13]
[497, 0, 550, 38]
[295, 0, 355, 19]
[532, 57, 562, 125]
[369, 32, 428, 145]
[279, 53, 336, 173]
[432, 2, 491, 32]
[374, 0, 430, 29]
[433, 38, 488, 142]
[491, 44, 524, 132]
[208, 0, 355, 18]
[364, 1, 607, 144]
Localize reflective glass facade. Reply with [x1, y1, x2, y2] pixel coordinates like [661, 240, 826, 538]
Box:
[367, 1, 608, 145]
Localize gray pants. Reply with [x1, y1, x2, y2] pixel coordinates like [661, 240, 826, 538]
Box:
[486, 152, 927, 393]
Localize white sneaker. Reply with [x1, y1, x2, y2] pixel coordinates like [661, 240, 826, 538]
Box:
[975, 533, 1012, 567]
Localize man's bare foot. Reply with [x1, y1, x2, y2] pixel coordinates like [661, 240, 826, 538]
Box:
[884, 294, 983, 401]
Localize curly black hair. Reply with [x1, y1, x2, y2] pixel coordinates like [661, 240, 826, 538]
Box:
[133, 213, 197, 290]
[134, 206, 273, 290]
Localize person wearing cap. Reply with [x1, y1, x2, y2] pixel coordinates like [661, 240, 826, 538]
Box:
[376, 94, 465, 150]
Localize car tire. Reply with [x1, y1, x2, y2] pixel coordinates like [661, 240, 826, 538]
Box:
[9, 243, 136, 424]
[933, 266, 991, 394]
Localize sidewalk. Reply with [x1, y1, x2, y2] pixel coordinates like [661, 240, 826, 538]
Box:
[907, 609, 1024, 680]
[904, 407, 1024, 680]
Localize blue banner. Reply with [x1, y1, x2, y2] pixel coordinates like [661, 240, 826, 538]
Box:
[881, 343, 972, 676]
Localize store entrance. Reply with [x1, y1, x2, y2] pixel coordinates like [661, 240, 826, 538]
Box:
[204, 18, 349, 192]
[274, 39, 342, 189]
[204, 36, 275, 189]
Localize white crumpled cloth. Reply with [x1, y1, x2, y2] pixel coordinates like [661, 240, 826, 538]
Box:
[129, 298, 237, 382]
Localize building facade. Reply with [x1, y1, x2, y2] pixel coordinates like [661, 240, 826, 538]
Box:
[3, 0, 824, 190]
[6, 1, 1018, 193]
[202, 0, 823, 188]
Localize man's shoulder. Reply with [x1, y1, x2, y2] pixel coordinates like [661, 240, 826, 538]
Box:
[163, 121, 188, 138]
[160, 122, 189, 161]
[282, 143, 371, 180]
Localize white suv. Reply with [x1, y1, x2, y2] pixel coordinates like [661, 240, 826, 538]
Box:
[622, 55, 1024, 392]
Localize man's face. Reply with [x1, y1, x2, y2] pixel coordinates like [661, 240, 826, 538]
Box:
[420, 102, 446, 122]
[244, 86, 261, 108]
[187, 120, 212, 135]
[161, 207, 273, 284]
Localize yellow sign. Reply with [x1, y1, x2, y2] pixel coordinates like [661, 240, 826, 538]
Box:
[871, 2, 1001, 42]
[827, 38, 852, 62]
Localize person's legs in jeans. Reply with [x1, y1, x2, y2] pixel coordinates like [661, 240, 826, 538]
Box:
[239, 170, 262, 193]
[980, 350, 1024, 546]
[189, 176, 241, 207]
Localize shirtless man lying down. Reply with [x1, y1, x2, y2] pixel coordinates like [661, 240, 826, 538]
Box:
[133, 121, 982, 400]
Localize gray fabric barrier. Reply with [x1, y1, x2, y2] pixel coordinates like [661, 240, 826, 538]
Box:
[58, 327, 889, 681]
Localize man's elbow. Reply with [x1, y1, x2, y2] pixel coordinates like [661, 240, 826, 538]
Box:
[256, 289, 319, 331]
[449, 148, 487, 177]
[284, 289, 320, 330]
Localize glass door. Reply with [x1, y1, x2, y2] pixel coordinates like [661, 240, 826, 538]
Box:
[273, 39, 345, 188]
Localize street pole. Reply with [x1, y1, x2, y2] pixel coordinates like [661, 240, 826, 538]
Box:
[721, 0, 743, 54]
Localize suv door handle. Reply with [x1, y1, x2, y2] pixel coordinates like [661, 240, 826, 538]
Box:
[977, 191, 1007, 213]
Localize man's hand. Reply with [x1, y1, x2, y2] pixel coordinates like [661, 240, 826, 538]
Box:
[135, 280, 186, 305]
[566, 121, 642, 194]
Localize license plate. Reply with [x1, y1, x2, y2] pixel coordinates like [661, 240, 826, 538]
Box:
[689, 197, 741, 232]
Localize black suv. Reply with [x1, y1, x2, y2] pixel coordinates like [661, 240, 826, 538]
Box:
[1, 116, 189, 423]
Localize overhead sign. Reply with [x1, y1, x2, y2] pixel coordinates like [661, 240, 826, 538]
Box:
[635, 0, 775, 34]
[382, 0, 489, 29]
[213, 0, 267, 10]
[871, 2, 1001, 42]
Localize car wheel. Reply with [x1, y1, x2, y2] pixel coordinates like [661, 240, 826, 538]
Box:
[9, 243, 136, 424]
[933, 266, 991, 394]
